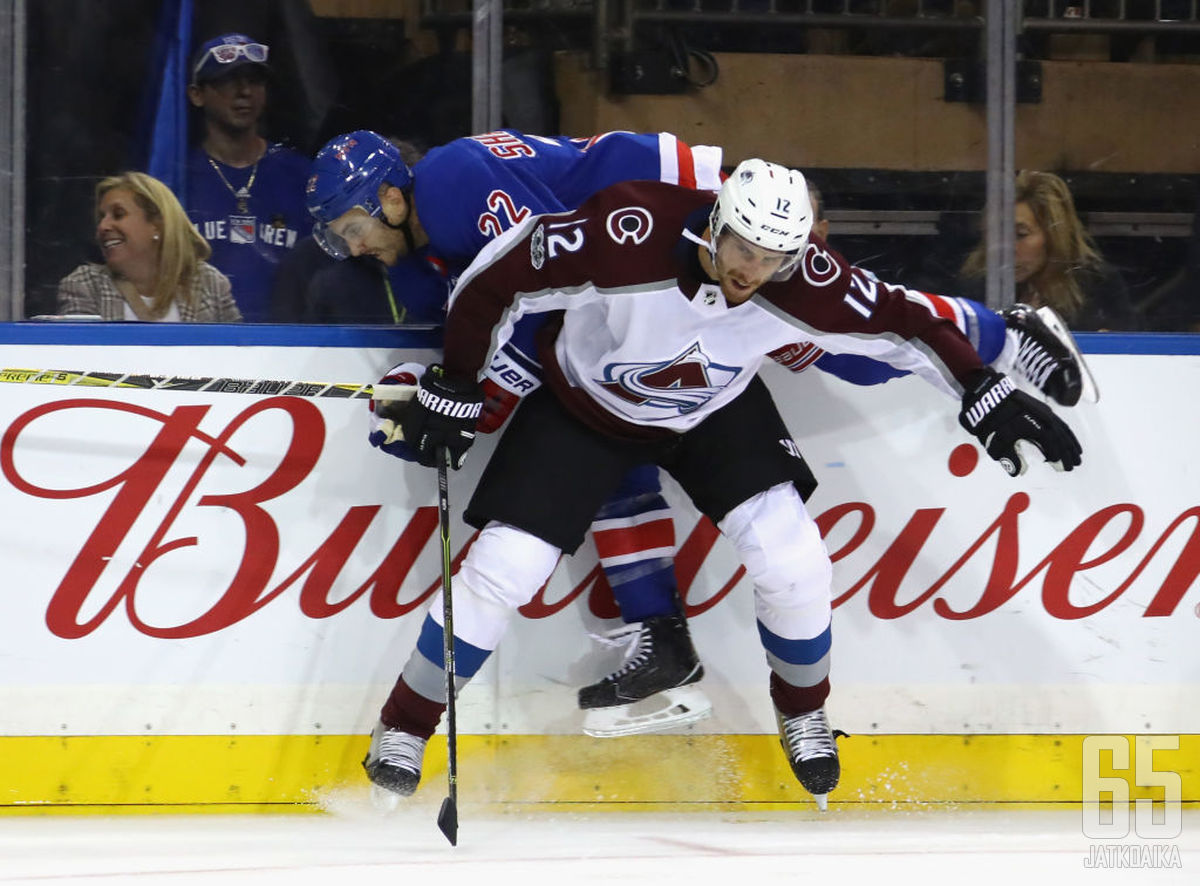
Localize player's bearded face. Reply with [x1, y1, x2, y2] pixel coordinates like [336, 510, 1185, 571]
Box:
[327, 209, 407, 266]
[713, 231, 787, 305]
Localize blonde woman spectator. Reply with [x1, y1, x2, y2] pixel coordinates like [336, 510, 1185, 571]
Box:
[57, 172, 242, 322]
[962, 170, 1137, 331]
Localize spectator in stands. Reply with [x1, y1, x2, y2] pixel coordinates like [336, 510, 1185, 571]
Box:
[57, 172, 241, 322]
[961, 170, 1138, 331]
[185, 33, 309, 322]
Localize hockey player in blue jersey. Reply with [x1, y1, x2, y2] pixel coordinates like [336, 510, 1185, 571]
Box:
[304, 130, 1090, 801]
[306, 130, 727, 757]
[185, 33, 311, 322]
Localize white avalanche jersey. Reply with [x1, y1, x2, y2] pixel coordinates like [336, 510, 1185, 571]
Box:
[443, 180, 985, 441]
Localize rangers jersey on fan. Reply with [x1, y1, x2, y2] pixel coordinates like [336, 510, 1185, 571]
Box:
[412, 130, 724, 275]
[442, 180, 985, 438]
[186, 143, 310, 322]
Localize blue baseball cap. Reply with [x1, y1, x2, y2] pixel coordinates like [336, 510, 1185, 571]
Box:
[190, 33, 270, 86]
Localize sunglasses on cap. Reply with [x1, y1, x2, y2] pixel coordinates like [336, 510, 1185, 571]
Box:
[193, 42, 269, 81]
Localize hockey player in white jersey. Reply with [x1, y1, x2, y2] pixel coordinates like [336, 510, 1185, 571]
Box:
[366, 159, 1084, 808]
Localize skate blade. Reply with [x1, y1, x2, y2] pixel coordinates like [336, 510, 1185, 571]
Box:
[812, 793, 829, 812]
[369, 783, 402, 813]
[1035, 305, 1100, 404]
[582, 684, 713, 738]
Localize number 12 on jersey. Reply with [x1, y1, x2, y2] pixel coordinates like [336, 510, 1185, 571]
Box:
[843, 270, 878, 319]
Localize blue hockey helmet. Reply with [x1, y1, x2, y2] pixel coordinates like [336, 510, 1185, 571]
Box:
[306, 130, 413, 259]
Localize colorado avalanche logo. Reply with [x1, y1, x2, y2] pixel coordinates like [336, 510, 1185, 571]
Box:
[606, 206, 653, 245]
[597, 343, 740, 413]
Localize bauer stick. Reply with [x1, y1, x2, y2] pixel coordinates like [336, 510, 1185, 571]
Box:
[434, 445, 459, 846]
[0, 367, 417, 402]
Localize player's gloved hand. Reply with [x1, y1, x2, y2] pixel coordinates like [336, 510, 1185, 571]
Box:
[399, 364, 484, 469]
[367, 362, 424, 461]
[958, 368, 1082, 477]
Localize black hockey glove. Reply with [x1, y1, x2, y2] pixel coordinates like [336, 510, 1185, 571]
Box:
[958, 368, 1082, 477]
[399, 364, 484, 470]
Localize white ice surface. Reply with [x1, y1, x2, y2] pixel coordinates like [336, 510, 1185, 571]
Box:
[0, 797, 1195, 886]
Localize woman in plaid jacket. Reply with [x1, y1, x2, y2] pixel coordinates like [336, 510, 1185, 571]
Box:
[56, 172, 242, 323]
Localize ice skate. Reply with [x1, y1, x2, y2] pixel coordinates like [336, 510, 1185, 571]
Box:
[1002, 303, 1099, 406]
[362, 720, 426, 809]
[579, 615, 712, 738]
[776, 706, 844, 811]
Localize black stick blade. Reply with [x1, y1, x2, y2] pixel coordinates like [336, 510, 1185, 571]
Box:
[437, 796, 458, 846]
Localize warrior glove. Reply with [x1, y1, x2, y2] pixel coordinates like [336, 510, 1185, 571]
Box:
[958, 368, 1082, 477]
[399, 364, 484, 470]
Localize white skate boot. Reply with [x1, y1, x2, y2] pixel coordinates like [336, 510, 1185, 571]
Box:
[579, 614, 713, 738]
[362, 720, 427, 810]
[776, 706, 845, 811]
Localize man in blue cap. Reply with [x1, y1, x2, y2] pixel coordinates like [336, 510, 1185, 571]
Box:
[185, 32, 310, 322]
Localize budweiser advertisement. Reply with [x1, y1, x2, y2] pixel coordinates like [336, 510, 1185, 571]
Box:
[0, 332, 1195, 739]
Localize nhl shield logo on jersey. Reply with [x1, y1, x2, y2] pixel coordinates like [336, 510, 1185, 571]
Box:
[597, 342, 740, 414]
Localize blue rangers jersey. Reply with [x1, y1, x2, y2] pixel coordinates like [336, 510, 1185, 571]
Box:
[186, 143, 310, 321]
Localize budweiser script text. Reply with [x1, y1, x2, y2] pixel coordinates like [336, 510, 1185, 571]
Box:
[2, 398, 1197, 639]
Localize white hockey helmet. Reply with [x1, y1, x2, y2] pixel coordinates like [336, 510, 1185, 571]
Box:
[709, 159, 812, 280]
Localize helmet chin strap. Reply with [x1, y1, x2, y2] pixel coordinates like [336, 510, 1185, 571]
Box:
[682, 227, 718, 276]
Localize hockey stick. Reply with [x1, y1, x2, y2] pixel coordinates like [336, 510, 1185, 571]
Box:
[434, 445, 459, 847]
[0, 367, 416, 402]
